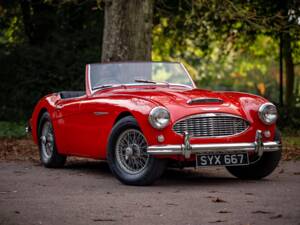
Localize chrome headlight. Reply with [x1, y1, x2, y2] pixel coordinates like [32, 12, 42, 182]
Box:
[148, 107, 170, 129]
[258, 103, 278, 125]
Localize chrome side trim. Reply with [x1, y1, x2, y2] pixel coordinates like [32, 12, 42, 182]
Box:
[94, 112, 109, 116]
[147, 130, 281, 159]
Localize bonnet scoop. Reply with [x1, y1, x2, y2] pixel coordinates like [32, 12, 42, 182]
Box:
[187, 97, 224, 105]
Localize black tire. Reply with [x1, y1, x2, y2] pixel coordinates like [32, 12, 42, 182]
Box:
[226, 129, 282, 179]
[38, 112, 66, 168]
[107, 116, 167, 186]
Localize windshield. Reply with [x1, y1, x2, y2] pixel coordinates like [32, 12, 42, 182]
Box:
[89, 62, 194, 91]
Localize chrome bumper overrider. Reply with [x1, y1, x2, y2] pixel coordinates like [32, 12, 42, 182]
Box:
[147, 130, 281, 159]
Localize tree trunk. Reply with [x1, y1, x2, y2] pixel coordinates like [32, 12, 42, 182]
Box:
[20, 0, 35, 44]
[20, 0, 56, 46]
[101, 0, 153, 62]
[279, 34, 284, 106]
[283, 32, 295, 107]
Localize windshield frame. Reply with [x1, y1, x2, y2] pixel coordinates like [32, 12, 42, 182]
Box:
[87, 62, 196, 95]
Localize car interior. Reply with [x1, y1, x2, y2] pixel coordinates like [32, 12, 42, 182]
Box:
[59, 91, 85, 99]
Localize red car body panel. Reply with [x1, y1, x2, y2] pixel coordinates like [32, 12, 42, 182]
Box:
[30, 65, 276, 161]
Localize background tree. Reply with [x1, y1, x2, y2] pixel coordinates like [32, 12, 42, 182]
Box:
[0, 0, 299, 129]
[153, 0, 300, 108]
[101, 0, 153, 62]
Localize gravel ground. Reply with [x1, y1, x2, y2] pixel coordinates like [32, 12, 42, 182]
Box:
[0, 160, 299, 225]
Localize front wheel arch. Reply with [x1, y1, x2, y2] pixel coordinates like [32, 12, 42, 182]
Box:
[113, 111, 133, 125]
[36, 108, 48, 137]
[107, 116, 166, 185]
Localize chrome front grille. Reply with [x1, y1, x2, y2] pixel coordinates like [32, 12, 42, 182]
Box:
[173, 113, 249, 137]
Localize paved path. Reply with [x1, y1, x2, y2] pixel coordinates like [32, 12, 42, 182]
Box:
[0, 160, 299, 225]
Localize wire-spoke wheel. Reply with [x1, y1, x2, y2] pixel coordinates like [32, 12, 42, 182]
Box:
[115, 129, 149, 175]
[40, 121, 55, 160]
[38, 112, 66, 168]
[107, 116, 167, 186]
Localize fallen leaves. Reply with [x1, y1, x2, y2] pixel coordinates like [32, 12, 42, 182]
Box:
[166, 202, 178, 206]
[270, 214, 283, 219]
[212, 197, 227, 203]
[0, 190, 17, 194]
[217, 210, 231, 214]
[93, 218, 116, 222]
[0, 137, 39, 162]
[206, 196, 214, 199]
[209, 219, 227, 223]
[252, 210, 272, 214]
[251, 211, 283, 220]
[282, 140, 300, 161]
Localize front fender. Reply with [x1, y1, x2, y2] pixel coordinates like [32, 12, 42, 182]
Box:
[31, 93, 60, 145]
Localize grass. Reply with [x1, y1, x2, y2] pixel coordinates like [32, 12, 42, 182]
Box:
[0, 121, 27, 138]
[282, 128, 300, 150]
[283, 136, 300, 147]
[282, 131, 300, 161]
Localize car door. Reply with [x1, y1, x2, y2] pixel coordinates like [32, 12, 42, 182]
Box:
[71, 96, 115, 158]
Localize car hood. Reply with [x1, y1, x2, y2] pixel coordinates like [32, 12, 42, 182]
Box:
[103, 86, 266, 122]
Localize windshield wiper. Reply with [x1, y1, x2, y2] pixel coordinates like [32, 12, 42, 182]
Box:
[134, 79, 157, 84]
[92, 84, 114, 90]
[134, 79, 171, 86]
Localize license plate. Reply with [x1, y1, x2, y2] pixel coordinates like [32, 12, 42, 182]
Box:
[196, 152, 249, 167]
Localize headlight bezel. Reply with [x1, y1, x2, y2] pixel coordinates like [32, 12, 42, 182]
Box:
[148, 106, 170, 130]
[258, 103, 278, 125]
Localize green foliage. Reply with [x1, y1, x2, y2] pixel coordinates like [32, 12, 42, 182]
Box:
[0, 0, 104, 121]
[0, 121, 26, 138]
[153, 0, 300, 111]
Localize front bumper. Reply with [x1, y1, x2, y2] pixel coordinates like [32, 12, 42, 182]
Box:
[147, 130, 281, 159]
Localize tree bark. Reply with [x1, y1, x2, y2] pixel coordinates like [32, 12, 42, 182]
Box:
[101, 0, 153, 62]
[283, 32, 295, 107]
[20, 0, 35, 44]
[279, 34, 284, 106]
[20, 0, 56, 46]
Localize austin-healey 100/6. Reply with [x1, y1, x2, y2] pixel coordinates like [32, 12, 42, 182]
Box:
[28, 62, 281, 185]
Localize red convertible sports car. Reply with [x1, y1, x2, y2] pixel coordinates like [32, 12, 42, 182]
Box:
[28, 62, 281, 185]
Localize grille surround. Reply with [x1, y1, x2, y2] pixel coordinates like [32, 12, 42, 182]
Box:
[173, 113, 249, 138]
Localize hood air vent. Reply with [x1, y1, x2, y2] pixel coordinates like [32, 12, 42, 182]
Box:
[187, 98, 223, 105]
